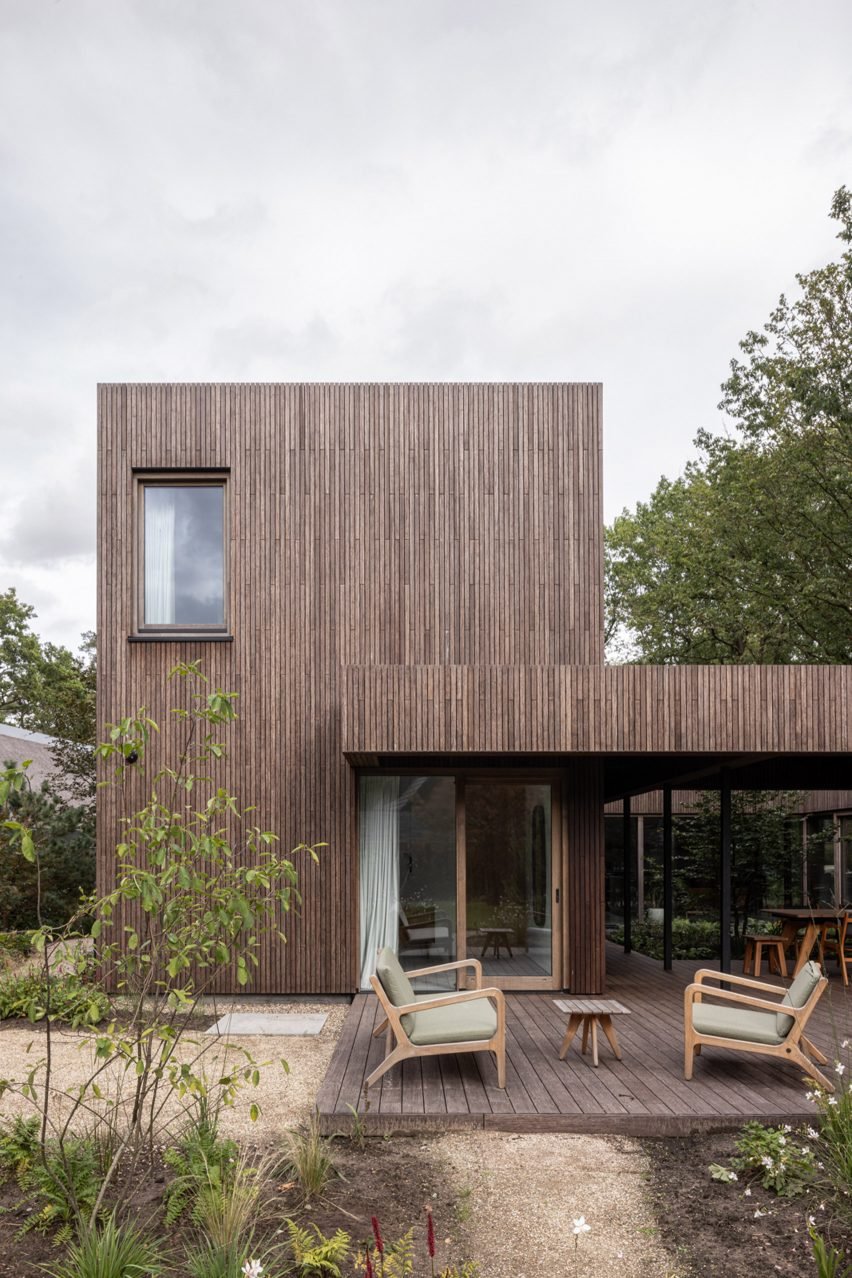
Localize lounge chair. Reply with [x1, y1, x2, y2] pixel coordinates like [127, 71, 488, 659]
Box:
[365, 947, 506, 1096]
[684, 960, 833, 1091]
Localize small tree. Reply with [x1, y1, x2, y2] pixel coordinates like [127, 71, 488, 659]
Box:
[0, 660, 322, 1235]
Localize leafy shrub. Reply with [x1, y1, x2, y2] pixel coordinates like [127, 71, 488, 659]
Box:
[611, 918, 719, 961]
[0, 963, 108, 1025]
[731, 1120, 814, 1196]
[0, 930, 34, 962]
[287, 1220, 352, 1276]
[163, 1105, 239, 1227]
[16, 1134, 104, 1239]
[41, 1212, 168, 1278]
[0, 1114, 40, 1181]
[805, 1067, 852, 1227]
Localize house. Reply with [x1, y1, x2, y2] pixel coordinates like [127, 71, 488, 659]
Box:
[0, 723, 63, 793]
[96, 384, 851, 995]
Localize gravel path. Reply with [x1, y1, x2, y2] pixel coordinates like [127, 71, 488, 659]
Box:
[0, 999, 348, 1142]
[436, 1131, 680, 1277]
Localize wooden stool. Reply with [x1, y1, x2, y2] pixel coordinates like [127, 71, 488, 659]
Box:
[743, 934, 788, 977]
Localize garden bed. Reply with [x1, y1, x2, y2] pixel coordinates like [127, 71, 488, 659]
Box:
[645, 1130, 852, 1277]
[0, 1133, 471, 1276]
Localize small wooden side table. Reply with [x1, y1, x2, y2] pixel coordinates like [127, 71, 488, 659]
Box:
[553, 998, 630, 1068]
[478, 927, 514, 959]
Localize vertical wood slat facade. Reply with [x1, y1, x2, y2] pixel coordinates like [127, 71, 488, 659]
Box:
[98, 384, 606, 994]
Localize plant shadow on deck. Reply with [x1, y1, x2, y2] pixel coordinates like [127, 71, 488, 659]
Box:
[316, 944, 852, 1136]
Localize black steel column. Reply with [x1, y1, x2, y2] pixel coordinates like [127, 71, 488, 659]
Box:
[663, 785, 673, 971]
[622, 796, 632, 954]
[720, 768, 732, 974]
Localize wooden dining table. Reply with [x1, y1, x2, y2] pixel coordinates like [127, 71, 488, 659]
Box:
[766, 907, 848, 976]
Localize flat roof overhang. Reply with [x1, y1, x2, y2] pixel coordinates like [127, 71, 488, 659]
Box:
[342, 664, 851, 801]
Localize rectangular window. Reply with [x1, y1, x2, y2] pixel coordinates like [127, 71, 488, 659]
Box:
[138, 479, 226, 631]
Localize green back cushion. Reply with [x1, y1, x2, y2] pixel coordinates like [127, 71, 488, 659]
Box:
[777, 960, 822, 1036]
[375, 947, 416, 1033]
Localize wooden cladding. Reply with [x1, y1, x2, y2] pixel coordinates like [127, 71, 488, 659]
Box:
[97, 383, 604, 995]
[342, 664, 851, 756]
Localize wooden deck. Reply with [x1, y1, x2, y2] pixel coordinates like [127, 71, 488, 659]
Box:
[316, 945, 852, 1135]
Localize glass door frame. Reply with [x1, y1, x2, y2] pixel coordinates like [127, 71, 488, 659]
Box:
[358, 765, 564, 991]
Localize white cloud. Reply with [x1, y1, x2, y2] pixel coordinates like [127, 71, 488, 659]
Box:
[1, 0, 850, 647]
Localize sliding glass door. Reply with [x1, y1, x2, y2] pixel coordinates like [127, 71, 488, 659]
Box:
[359, 772, 560, 990]
[465, 781, 554, 983]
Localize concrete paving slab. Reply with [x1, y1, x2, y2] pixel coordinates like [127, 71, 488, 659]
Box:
[206, 1012, 328, 1036]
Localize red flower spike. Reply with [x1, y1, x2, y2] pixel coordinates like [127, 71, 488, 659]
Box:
[426, 1205, 436, 1258]
[371, 1216, 384, 1254]
[366, 1247, 375, 1278]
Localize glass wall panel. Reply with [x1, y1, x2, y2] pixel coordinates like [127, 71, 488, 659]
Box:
[359, 775, 456, 989]
[465, 781, 551, 979]
[604, 815, 639, 933]
[842, 817, 852, 905]
[807, 816, 836, 906]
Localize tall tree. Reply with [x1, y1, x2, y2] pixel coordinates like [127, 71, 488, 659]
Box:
[607, 189, 852, 664]
[0, 588, 96, 803]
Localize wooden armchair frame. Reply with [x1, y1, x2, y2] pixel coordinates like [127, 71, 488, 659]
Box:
[684, 967, 832, 1091]
[366, 958, 506, 1096]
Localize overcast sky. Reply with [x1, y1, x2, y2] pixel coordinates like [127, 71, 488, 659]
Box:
[1, 0, 850, 651]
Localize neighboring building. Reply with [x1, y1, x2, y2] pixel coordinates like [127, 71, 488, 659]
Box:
[0, 723, 61, 791]
[96, 384, 851, 995]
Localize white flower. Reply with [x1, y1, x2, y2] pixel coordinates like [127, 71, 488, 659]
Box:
[729, 1171, 738, 1181]
[829, 1097, 838, 1107]
[744, 1188, 752, 1197]
[754, 1208, 767, 1218]
[761, 1155, 774, 1168]
[835, 1061, 846, 1076]
[820, 1202, 826, 1211]
[782, 1124, 792, 1132]
[807, 1127, 819, 1140]
[778, 1135, 787, 1146]
[242, 1263, 263, 1278]
[809, 1215, 817, 1227]
[842, 1039, 849, 1049]
[572, 1217, 591, 1236]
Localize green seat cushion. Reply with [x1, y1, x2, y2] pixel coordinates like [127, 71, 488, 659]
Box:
[692, 1004, 784, 1046]
[776, 960, 822, 1036]
[375, 947, 416, 1034]
[408, 997, 498, 1047]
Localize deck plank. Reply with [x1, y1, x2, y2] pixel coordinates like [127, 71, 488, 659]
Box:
[318, 947, 852, 1134]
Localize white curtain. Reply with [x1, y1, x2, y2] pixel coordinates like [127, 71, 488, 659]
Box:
[145, 489, 176, 624]
[358, 776, 427, 990]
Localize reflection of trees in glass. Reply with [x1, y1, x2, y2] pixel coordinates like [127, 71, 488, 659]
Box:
[675, 791, 808, 947]
[465, 783, 550, 947]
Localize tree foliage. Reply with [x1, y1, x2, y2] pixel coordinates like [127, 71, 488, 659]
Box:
[0, 780, 95, 931]
[0, 588, 96, 808]
[607, 188, 852, 664]
[674, 791, 807, 947]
